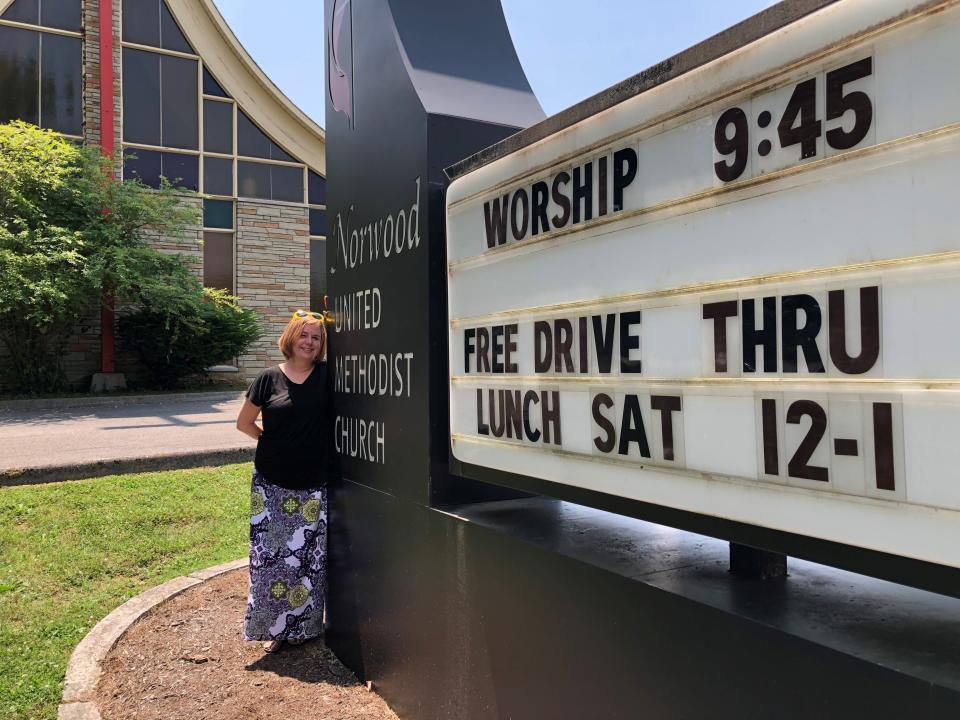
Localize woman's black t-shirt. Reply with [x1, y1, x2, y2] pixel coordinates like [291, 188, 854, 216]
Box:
[246, 363, 327, 490]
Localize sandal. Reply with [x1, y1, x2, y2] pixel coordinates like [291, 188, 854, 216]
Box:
[263, 639, 284, 653]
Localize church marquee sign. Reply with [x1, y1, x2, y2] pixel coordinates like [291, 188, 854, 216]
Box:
[446, 0, 960, 573]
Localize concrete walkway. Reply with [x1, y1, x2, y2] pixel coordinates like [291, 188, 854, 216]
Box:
[0, 391, 255, 484]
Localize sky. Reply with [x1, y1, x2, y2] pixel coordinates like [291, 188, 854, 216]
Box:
[213, 0, 774, 129]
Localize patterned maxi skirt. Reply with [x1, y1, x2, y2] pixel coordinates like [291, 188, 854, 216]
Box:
[243, 469, 327, 642]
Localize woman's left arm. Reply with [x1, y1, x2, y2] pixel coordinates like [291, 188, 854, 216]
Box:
[236, 398, 263, 441]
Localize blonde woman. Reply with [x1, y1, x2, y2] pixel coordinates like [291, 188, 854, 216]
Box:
[236, 310, 329, 653]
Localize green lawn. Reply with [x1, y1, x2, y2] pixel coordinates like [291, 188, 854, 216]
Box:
[0, 464, 252, 720]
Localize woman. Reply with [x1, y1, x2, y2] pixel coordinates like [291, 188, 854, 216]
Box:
[236, 310, 329, 653]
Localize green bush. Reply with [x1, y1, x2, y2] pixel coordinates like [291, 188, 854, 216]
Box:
[0, 122, 95, 390]
[120, 287, 260, 389]
[0, 121, 201, 393]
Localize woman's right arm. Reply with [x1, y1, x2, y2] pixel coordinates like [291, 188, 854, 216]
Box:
[236, 398, 263, 441]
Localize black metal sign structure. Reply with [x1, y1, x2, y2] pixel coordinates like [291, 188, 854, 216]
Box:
[324, 1, 960, 717]
[324, 0, 542, 505]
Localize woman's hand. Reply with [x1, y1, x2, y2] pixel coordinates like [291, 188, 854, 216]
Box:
[236, 398, 263, 441]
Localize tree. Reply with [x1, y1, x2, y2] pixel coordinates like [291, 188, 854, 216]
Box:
[0, 121, 258, 392]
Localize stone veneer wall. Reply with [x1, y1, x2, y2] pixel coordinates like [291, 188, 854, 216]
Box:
[235, 200, 311, 381]
[142, 196, 204, 271]
[59, 197, 203, 386]
[82, 0, 121, 158]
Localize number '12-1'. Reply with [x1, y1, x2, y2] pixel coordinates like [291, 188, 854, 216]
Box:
[759, 397, 896, 492]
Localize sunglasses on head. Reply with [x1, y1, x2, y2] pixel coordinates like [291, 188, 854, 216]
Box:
[292, 310, 332, 323]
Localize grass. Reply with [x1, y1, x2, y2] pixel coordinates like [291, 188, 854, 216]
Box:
[0, 463, 252, 720]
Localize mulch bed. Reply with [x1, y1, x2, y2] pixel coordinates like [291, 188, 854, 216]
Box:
[96, 569, 398, 720]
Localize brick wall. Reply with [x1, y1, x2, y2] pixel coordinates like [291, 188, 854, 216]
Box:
[235, 200, 311, 381]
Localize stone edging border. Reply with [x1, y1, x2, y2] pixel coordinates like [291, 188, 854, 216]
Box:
[57, 558, 249, 720]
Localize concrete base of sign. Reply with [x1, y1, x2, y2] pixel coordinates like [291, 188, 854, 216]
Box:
[328, 486, 960, 719]
[89, 373, 126, 392]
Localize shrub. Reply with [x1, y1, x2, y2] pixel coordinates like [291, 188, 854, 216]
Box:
[120, 287, 260, 389]
[0, 121, 208, 392]
[0, 122, 94, 390]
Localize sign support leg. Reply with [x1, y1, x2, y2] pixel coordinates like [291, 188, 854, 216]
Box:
[730, 542, 788, 580]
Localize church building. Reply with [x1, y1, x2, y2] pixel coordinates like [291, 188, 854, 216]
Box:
[0, 0, 328, 382]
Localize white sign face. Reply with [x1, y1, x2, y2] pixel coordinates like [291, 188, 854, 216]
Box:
[446, 0, 960, 571]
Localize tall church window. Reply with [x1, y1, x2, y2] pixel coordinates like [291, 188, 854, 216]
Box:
[120, 0, 319, 202]
[121, 0, 199, 189]
[122, 0, 192, 53]
[203, 199, 234, 294]
[0, 0, 81, 136]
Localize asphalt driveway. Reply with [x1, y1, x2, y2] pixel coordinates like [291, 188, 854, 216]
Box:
[0, 392, 256, 482]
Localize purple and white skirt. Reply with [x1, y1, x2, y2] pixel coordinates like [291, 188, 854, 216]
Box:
[243, 468, 327, 642]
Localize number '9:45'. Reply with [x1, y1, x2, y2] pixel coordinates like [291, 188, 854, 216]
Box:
[714, 57, 874, 183]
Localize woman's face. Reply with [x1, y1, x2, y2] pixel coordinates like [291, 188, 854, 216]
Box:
[293, 324, 324, 363]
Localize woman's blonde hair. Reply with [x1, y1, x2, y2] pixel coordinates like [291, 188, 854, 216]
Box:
[278, 313, 327, 362]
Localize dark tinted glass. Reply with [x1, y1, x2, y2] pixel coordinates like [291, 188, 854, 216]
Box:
[203, 199, 233, 229]
[203, 231, 234, 294]
[160, 55, 197, 149]
[308, 171, 326, 205]
[122, 0, 160, 47]
[161, 151, 198, 191]
[237, 109, 295, 161]
[237, 110, 269, 158]
[159, 0, 193, 53]
[271, 164, 303, 203]
[310, 238, 326, 311]
[2, 0, 38, 24]
[122, 48, 160, 144]
[41, 0, 82, 31]
[40, 33, 81, 135]
[202, 67, 228, 98]
[203, 99, 232, 154]
[237, 161, 270, 200]
[309, 209, 327, 237]
[203, 156, 232, 196]
[124, 147, 162, 188]
[0, 26, 39, 126]
[270, 142, 294, 163]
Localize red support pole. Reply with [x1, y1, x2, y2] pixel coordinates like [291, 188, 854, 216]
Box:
[99, 0, 116, 374]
